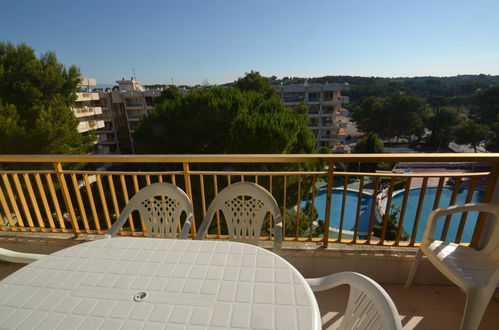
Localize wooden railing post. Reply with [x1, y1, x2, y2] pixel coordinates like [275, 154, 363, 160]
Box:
[323, 161, 334, 248]
[53, 162, 79, 237]
[471, 162, 499, 248]
[183, 162, 196, 237]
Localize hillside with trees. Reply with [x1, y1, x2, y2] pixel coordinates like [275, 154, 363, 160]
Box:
[272, 74, 499, 102]
[270, 74, 499, 152]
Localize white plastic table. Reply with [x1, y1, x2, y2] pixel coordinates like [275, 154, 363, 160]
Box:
[0, 238, 321, 329]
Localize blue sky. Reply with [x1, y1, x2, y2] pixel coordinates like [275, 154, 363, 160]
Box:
[1, 0, 498, 85]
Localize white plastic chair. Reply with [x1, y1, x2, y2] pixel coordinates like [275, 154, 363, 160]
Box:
[196, 182, 282, 250]
[405, 203, 499, 330]
[107, 182, 194, 238]
[0, 248, 45, 264]
[307, 271, 403, 330]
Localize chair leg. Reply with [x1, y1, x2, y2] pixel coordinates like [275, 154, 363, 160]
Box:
[460, 289, 493, 330]
[405, 249, 422, 288]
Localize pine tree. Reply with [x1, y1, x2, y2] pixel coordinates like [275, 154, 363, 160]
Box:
[0, 42, 94, 163]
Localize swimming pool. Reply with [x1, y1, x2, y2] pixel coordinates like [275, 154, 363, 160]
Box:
[391, 187, 484, 243]
[303, 186, 484, 242]
[301, 189, 373, 236]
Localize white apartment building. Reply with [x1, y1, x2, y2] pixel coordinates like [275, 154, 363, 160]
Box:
[73, 78, 105, 134]
[104, 78, 161, 153]
[274, 82, 350, 152]
[72, 78, 162, 154]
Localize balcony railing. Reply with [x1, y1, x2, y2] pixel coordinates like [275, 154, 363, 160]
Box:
[0, 154, 497, 249]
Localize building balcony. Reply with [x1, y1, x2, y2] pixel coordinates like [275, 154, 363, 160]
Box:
[323, 96, 350, 105]
[97, 139, 119, 145]
[125, 104, 144, 109]
[0, 154, 497, 329]
[319, 135, 342, 142]
[73, 106, 102, 118]
[75, 92, 99, 102]
[77, 119, 105, 133]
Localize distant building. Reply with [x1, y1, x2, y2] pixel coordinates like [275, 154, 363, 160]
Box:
[273, 82, 350, 152]
[72, 78, 106, 151]
[72, 77, 163, 154]
[100, 78, 162, 153]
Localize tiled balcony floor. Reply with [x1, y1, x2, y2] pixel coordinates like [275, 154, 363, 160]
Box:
[315, 284, 499, 330]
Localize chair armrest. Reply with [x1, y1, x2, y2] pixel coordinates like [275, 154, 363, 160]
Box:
[422, 203, 499, 245]
[107, 205, 133, 236]
[273, 216, 283, 252]
[0, 248, 46, 264]
[178, 213, 195, 239]
[306, 272, 347, 292]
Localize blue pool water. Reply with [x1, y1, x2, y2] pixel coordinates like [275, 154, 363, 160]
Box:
[391, 187, 484, 243]
[301, 190, 373, 235]
[303, 186, 484, 242]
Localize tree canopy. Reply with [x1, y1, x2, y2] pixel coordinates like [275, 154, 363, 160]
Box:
[473, 85, 499, 124]
[133, 80, 319, 235]
[0, 42, 93, 157]
[452, 120, 489, 152]
[351, 134, 384, 172]
[350, 93, 429, 141]
[154, 85, 182, 104]
[134, 86, 315, 155]
[233, 71, 277, 98]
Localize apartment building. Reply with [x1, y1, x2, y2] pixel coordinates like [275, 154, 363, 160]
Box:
[72, 79, 105, 148]
[96, 90, 120, 154]
[104, 78, 161, 153]
[273, 82, 350, 152]
[72, 78, 162, 154]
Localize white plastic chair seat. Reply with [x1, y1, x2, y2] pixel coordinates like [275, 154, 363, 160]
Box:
[307, 271, 402, 330]
[405, 203, 499, 330]
[423, 240, 499, 289]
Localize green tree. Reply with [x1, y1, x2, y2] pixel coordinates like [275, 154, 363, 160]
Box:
[373, 205, 408, 241]
[382, 93, 428, 141]
[233, 71, 277, 98]
[154, 85, 182, 104]
[426, 106, 460, 151]
[485, 117, 499, 152]
[452, 120, 489, 152]
[133, 85, 319, 234]
[350, 97, 384, 134]
[134, 86, 315, 155]
[352, 134, 384, 172]
[351, 93, 428, 141]
[473, 85, 499, 124]
[0, 42, 93, 160]
[284, 201, 319, 237]
[472, 85, 499, 151]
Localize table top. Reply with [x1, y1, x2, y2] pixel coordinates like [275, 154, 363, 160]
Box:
[0, 238, 321, 330]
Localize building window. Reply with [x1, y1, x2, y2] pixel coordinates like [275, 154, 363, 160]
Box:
[308, 105, 320, 114]
[308, 93, 320, 102]
[125, 98, 144, 107]
[282, 92, 305, 103]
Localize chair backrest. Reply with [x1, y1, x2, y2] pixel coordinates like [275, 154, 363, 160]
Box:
[307, 272, 402, 330]
[477, 203, 499, 256]
[108, 182, 194, 238]
[423, 203, 499, 256]
[196, 182, 282, 249]
[341, 272, 402, 330]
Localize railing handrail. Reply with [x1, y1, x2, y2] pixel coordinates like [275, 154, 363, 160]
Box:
[0, 153, 496, 248]
[0, 153, 498, 163]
